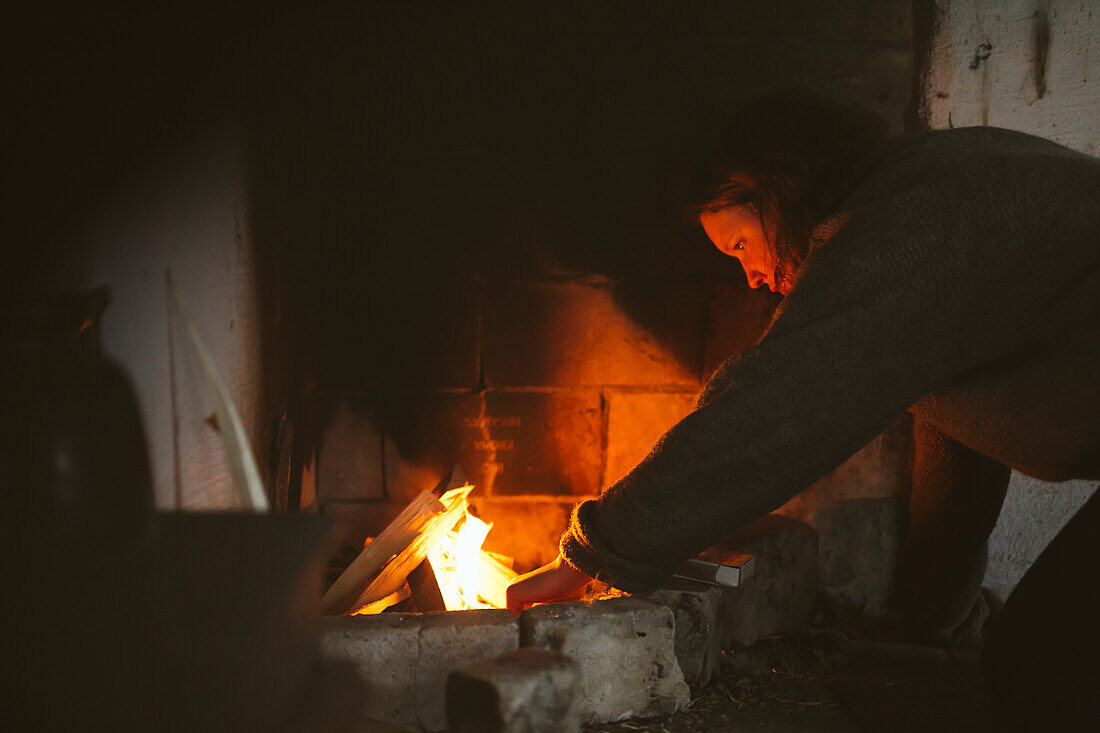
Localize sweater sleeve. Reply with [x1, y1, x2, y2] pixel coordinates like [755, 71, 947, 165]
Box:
[561, 267, 963, 591]
[560, 131, 1100, 592]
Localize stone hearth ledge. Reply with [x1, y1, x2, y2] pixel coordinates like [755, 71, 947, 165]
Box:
[447, 648, 581, 733]
[645, 586, 724, 690]
[320, 609, 518, 731]
[520, 597, 691, 724]
[718, 514, 819, 646]
[319, 512, 818, 729]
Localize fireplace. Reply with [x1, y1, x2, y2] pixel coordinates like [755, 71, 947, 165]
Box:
[312, 274, 781, 578]
[251, 3, 921, 617]
[4, 2, 929, 730]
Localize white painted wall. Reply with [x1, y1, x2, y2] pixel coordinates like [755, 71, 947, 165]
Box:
[923, 0, 1099, 599]
[924, 0, 1099, 151]
[79, 124, 263, 511]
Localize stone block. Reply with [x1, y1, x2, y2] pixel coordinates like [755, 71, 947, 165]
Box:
[605, 391, 696, 487]
[483, 392, 604, 496]
[483, 278, 702, 388]
[316, 393, 385, 502]
[520, 598, 690, 724]
[791, 496, 903, 607]
[784, 414, 912, 504]
[319, 614, 421, 728]
[382, 391, 604, 498]
[717, 514, 818, 646]
[416, 610, 521, 731]
[446, 648, 581, 733]
[468, 498, 583, 573]
[320, 610, 520, 732]
[644, 587, 724, 690]
[776, 417, 909, 607]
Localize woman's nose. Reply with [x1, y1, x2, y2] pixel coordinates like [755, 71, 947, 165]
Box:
[746, 271, 766, 289]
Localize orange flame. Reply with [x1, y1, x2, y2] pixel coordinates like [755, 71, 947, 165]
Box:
[427, 503, 517, 611]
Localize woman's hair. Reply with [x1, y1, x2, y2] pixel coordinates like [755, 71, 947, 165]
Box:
[684, 92, 889, 289]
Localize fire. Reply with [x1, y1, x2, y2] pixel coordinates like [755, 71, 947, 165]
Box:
[339, 481, 518, 615]
[426, 505, 518, 611]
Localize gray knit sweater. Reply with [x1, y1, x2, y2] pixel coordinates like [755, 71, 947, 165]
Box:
[561, 127, 1100, 593]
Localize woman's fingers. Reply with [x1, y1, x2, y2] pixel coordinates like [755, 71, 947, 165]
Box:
[505, 554, 592, 615]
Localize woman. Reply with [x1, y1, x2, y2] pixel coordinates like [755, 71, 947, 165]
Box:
[506, 98, 1100, 727]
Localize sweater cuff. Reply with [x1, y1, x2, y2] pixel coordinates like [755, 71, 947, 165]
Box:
[558, 500, 672, 594]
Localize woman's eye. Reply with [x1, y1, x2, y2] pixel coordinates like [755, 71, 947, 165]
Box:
[733, 240, 745, 251]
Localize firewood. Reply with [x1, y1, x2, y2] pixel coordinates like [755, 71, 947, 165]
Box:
[348, 484, 473, 614]
[471, 551, 517, 609]
[483, 550, 515, 569]
[350, 585, 410, 616]
[407, 558, 447, 613]
[322, 489, 447, 615]
[431, 466, 471, 497]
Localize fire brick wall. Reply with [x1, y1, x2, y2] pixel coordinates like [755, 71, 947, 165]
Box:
[312, 2, 919, 592]
[921, 0, 1100, 601]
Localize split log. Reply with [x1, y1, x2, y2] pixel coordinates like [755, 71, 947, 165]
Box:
[350, 585, 410, 616]
[408, 558, 447, 613]
[322, 490, 447, 615]
[432, 466, 471, 497]
[472, 551, 517, 610]
[348, 484, 473, 614]
[483, 551, 515, 569]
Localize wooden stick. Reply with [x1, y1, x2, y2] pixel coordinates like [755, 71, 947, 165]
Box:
[351, 585, 410, 616]
[472, 551, 518, 609]
[348, 485, 473, 614]
[167, 270, 269, 512]
[431, 466, 471, 497]
[483, 550, 515, 569]
[322, 490, 447, 615]
[407, 558, 447, 613]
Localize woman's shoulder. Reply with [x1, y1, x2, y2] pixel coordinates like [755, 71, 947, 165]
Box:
[834, 126, 1100, 219]
[873, 126, 1099, 173]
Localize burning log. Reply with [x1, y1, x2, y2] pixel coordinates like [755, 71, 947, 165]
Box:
[468, 551, 517, 610]
[351, 585, 411, 615]
[408, 559, 447, 613]
[425, 510, 517, 611]
[323, 468, 520, 615]
[322, 489, 451, 615]
[347, 484, 474, 614]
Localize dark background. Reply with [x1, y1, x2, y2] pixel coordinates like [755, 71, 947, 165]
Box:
[1, 2, 913, 391]
[1, 2, 916, 515]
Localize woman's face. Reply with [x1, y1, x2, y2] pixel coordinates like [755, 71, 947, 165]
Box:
[700, 206, 782, 293]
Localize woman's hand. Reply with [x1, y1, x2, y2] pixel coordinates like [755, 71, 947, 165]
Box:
[505, 553, 592, 615]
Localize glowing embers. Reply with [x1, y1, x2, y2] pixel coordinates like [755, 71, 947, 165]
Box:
[427, 507, 518, 611]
